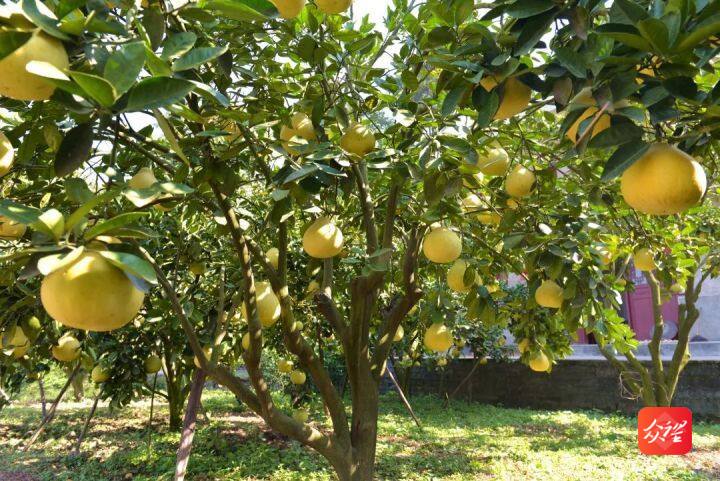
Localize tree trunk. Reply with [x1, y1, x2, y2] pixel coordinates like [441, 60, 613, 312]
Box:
[73, 392, 100, 454]
[24, 365, 79, 451]
[174, 369, 206, 481]
[38, 379, 47, 418]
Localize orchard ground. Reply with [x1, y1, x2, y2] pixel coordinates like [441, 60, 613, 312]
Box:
[1, 371, 719, 481]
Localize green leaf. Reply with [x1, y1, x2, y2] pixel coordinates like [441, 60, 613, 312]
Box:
[596, 24, 652, 51]
[141, 7, 165, 50]
[676, 14, 720, 51]
[124, 77, 195, 111]
[104, 42, 146, 95]
[0, 31, 31, 62]
[172, 45, 229, 71]
[84, 212, 149, 240]
[438, 135, 478, 164]
[54, 123, 95, 177]
[514, 10, 557, 55]
[505, 0, 555, 19]
[663, 76, 698, 100]
[199, 0, 276, 21]
[24, 61, 85, 97]
[98, 251, 158, 284]
[588, 123, 643, 149]
[441, 84, 468, 117]
[33, 209, 65, 240]
[555, 47, 587, 78]
[611, 0, 649, 23]
[152, 109, 189, 164]
[68, 71, 117, 107]
[65, 178, 93, 203]
[20, 0, 71, 40]
[637, 18, 669, 52]
[161, 32, 197, 59]
[600, 141, 650, 181]
[0, 199, 41, 225]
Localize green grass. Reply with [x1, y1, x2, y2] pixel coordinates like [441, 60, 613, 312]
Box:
[1, 385, 719, 481]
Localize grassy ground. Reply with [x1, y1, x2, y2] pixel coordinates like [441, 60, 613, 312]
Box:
[1, 379, 719, 481]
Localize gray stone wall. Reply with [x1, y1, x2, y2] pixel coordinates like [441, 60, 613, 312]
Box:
[400, 359, 720, 419]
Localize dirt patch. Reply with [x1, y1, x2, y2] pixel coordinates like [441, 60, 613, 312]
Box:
[0, 471, 38, 481]
[685, 449, 720, 479]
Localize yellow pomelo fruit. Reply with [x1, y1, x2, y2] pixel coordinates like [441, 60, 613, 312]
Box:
[479, 356, 488, 365]
[58, 8, 86, 36]
[189, 262, 206, 276]
[447, 259, 474, 293]
[529, 352, 550, 372]
[0, 132, 14, 177]
[41, 251, 145, 332]
[0, 30, 69, 101]
[0, 215, 26, 239]
[129, 167, 157, 189]
[91, 365, 110, 383]
[270, 0, 306, 19]
[293, 409, 309, 423]
[278, 358, 294, 373]
[340, 121, 376, 158]
[393, 325, 404, 342]
[265, 247, 279, 269]
[634, 248, 656, 272]
[52, 335, 81, 362]
[437, 358, 448, 367]
[505, 165, 535, 198]
[670, 283, 685, 294]
[144, 355, 163, 374]
[480, 76, 531, 120]
[478, 212, 502, 226]
[290, 369, 306, 385]
[506, 198, 520, 210]
[194, 347, 212, 368]
[535, 280, 564, 309]
[241, 281, 281, 328]
[302, 217, 344, 258]
[280, 125, 301, 155]
[315, 0, 352, 14]
[463, 171, 485, 187]
[3, 326, 30, 358]
[477, 145, 509, 176]
[460, 193, 483, 213]
[422, 227, 461, 264]
[565, 107, 611, 143]
[518, 338, 530, 354]
[242, 332, 251, 350]
[424, 323, 453, 352]
[620, 144, 706, 215]
[291, 112, 316, 140]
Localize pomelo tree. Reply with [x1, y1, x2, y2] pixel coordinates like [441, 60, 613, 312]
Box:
[1, 0, 719, 479]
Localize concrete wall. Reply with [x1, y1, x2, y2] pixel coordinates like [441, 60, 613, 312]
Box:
[400, 359, 720, 419]
[691, 276, 720, 341]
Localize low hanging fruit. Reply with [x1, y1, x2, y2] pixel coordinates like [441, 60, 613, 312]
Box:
[393, 325, 404, 342]
[518, 338, 531, 354]
[422, 227, 462, 264]
[144, 355, 163, 374]
[535, 280, 564, 309]
[280, 125, 301, 155]
[0, 132, 14, 177]
[265, 247, 279, 269]
[564, 88, 611, 143]
[340, 121, 376, 158]
[2, 326, 30, 358]
[91, 365, 110, 383]
[269, 0, 306, 19]
[315, 0, 353, 15]
[128, 167, 157, 189]
[293, 409, 310, 423]
[291, 112, 316, 140]
[41, 251, 145, 332]
[446, 259, 474, 293]
[278, 358, 294, 373]
[529, 351, 550, 372]
[480, 76, 531, 120]
[194, 347, 212, 368]
[52, 335, 81, 362]
[242, 332, 251, 350]
[302, 217, 344, 258]
[505, 165, 536, 198]
[0, 30, 69, 101]
[477, 144, 509, 176]
[241, 281, 281, 327]
[634, 248, 656, 272]
[424, 323, 453, 352]
[0, 216, 26, 239]
[620, 143, 706, 215]
[290, 370, 307, 385]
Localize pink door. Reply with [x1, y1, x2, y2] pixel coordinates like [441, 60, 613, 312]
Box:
[625, 267, 679, 340]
